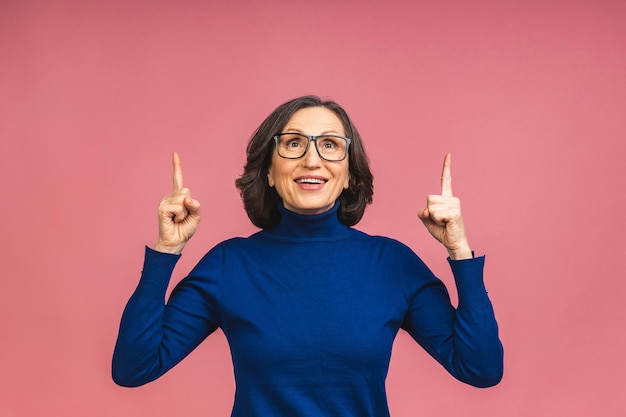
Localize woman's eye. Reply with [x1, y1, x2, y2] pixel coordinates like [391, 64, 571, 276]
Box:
[320, 139, 338, 149]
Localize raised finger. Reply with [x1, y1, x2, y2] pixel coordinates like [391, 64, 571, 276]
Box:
[441, 153, 453, 197]
[172, 151, 184, 192]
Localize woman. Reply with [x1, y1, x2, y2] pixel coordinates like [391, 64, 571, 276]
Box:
[112, 95, 503, 416]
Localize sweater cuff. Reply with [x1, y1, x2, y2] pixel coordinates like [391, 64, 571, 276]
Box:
[448, 255, 490, 309]
[135, 246, 181, 299]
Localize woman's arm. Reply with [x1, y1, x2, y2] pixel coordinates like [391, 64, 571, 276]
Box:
[112, 152, 214, 386]
[410, 153, 503, 386]
[112, 247, 220, 387]
[403, 255, 503, 387]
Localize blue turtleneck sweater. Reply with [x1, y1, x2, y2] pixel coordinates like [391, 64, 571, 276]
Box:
[113, 203, 503, 416]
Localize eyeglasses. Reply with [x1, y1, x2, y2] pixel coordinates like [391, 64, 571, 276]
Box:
[273, 133, 351, 161]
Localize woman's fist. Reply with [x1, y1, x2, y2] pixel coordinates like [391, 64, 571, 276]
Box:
[154, 152, 201, 254]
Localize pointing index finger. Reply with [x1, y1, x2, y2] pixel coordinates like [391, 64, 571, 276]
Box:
[441, 153, 453, 197]
[172, 151, 184, 192]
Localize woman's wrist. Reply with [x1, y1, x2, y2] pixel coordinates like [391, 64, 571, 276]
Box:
[447, 245, 473, 260]
[154, 241, 185, 255]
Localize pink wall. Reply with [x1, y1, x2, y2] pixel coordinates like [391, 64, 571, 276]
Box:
[2, 1, 625, 416]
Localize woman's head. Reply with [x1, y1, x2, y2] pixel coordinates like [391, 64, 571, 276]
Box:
[235, 95, 374, 229]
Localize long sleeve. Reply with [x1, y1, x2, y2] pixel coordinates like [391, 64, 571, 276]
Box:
[112, 246, 221, 387]
[402, 255, 504, 388]
[111, 204, 503, 416]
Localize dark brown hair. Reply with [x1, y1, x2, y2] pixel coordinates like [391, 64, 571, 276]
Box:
[235, 95, 374, 229]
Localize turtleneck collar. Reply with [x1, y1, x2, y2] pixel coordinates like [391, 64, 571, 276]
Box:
[263, 201, 353, 240]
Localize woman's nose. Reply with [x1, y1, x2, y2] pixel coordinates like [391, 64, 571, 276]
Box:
[302, 141, 323, 167]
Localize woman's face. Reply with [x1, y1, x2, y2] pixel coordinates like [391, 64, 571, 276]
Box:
[267, 106, 350, 215]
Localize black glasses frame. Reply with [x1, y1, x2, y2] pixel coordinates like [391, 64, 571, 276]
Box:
[273, 133, 352, 161]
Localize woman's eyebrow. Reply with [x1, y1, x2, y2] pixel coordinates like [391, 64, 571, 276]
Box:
[282, 128, 343, 136]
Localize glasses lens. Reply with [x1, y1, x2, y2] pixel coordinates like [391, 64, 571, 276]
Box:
[316, 136, 348, 161]
[277, 133, 308, 158]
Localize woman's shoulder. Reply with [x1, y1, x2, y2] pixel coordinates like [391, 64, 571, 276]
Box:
[342, 229, 425, 261]
[353, 229, 414, 248]
[191, 236, 250, 261]
[206, 235, 256, 253]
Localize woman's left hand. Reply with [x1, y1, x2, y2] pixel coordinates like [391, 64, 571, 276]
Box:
[417, 153, 473, 260]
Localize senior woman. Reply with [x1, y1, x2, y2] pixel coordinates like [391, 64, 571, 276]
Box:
[112, 95, 503, 416]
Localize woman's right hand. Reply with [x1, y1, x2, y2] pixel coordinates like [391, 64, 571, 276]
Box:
[154, 152, 201, 254]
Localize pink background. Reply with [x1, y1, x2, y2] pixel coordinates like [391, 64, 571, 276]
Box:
[2, 1, 625, 416]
